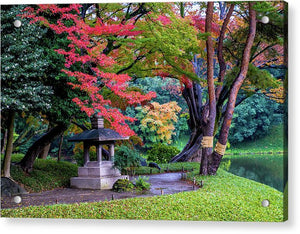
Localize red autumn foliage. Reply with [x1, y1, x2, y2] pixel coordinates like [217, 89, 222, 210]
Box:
[191, 15, 220, 35]
[22, 4, 156, 136]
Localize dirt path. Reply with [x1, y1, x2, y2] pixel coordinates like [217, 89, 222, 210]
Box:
[1, 172, 197, 209]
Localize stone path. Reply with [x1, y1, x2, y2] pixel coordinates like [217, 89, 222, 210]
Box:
[1, 172, 198, 209]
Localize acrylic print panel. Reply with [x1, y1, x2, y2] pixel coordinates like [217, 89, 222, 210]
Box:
[0, 1, 288, 222]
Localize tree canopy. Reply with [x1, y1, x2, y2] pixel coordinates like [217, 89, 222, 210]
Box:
[1, 2, 287, 176]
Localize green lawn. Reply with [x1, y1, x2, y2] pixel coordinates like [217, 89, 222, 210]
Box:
[134, 162, 200, 175]
[171, 135, 190, 151]
[226, 124, 285, 154]
[171, 124, 285, 155]
[1, 125, 287, 222]
[1, 169, 286, 222]
[1, 154, 78, 193]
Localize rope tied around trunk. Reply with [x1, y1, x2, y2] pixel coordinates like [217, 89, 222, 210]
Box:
[201, 136, 214, 148]
[214, 141, 227, 155]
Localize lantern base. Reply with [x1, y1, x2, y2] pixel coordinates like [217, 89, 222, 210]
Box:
[70, 161, 128, 190]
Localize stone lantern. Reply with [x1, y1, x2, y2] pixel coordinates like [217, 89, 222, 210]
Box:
[68, 115, 129, 189]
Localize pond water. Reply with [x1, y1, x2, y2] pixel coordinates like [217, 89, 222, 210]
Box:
[221, 153, 288, 192]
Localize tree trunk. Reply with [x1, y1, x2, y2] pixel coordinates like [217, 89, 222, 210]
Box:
[38, 143, 51, 159]
[170, 82, 203, 162]
[1, 129, 7, 154]
[18, 123, 68, 172]
[207, 2, 257, 175]
[170, 127, 203, 162]
[199, 2, 216, 175]
[2, 111, 15, 177]
[57, 134, 64, 162]
[171, 2, 256, 177]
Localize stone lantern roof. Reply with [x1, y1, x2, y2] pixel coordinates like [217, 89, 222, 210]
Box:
[68, 116, 129, 142]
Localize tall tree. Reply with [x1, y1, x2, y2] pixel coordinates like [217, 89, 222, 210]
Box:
[18, 3, 156, 172]
[206, 2, 257, 174]
[170, 1, 285, 176]
[1, 5, 53, 176]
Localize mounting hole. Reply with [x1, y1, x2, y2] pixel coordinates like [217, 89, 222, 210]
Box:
[261, 199, 270, 207]
[13, 195, 22, 204]
[261, 16, 269, 24]
[13, 19, 22, 28]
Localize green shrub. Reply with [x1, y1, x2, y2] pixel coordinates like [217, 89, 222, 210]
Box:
[228, 93, 282, 144]
[147, 143, 180, 163]
[114, 145, 141, 172]
[9, 156, 78, 193]
[73, 149, 97, 166]
[134, 176, 150, 191]
[112, 179, 134, 192]
[219, 159, 231, 171]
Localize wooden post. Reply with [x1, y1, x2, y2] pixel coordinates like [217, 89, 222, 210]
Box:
[83, 142, 90, 166]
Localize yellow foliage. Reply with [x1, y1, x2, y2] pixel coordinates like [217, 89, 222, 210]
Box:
[139, 101, 181, 143]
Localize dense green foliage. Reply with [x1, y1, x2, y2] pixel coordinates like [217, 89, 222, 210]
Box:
[112, 179, 135, 192]
[226, 124, 284, 154]
[2, 169, 285, 222]
[73, 149, 97, 167]
[147, 143, 180, 163]
[1, 5, 53, 116]
[3, 154, 78, 192]
[12, 115, 48, 154]
[114, 145, 141, 172]
[1, 5, 87, 164]
[228, 94, 282, 144]
[134, 176, 151, 191]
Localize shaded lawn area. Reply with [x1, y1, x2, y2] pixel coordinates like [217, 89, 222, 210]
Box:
[226, 124, 285, 155]
[1, 169, 286, 222]
[172, 124, 285, 155]
[4, 154, 78, 193]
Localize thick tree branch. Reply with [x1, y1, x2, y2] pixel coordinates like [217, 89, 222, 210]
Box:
[205, 2, 216, 131]
[116, 50, 152, 75]
[71, 120, 89, 131]
[218, 2, 257, 146]
[215, 3, 234, 102]
[102, 3, 150, 55]
[224, 46, 240, 63]
[251, 44, 276, 62]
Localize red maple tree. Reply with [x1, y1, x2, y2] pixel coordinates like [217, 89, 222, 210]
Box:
[22, 4, 156, 137]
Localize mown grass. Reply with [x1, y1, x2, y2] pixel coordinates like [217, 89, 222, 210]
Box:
[226, 124, 285, 155]
[171, 135, 190, 151]
[170, 124, 285, 155]
[1, 169, 286, 222]
[1, 154, 78, 193]
[134, 162, 199, 175]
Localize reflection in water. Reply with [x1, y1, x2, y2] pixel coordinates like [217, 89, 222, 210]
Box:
[221, 154, 287, 192]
